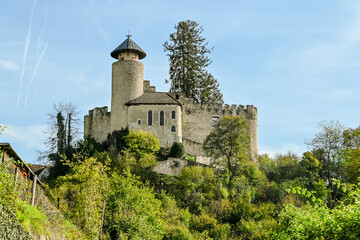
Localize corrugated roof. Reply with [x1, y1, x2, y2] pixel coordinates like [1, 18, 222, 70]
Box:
[111, 36, 146, 60]
[126, 92, 181, 106]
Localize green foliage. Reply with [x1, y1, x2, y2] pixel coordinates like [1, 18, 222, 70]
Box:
[203, 116, 250, 178]
[125, 129, 160, 160]
[0, 161, 18, 208]
[164, 20, 223, 104]
[77, 135, 106, 159]
[15, 200, 50, 237]
[343, 148, 360, 184]
[157, 147, 171, 161]
[106, 171, 165, 239]
[259, 153, 301, 184]
[0, 204, 32, 240]
[169, 141, 185, 158]
[164, 224, 193, 240]
[0, 125, 6, 135]
[273, 181, 360, 239]
[178, 166, 216, 213]
[107, 128, 129, 152]
[52, 157, 109, 239]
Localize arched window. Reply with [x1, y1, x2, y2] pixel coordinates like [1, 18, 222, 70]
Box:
[160, 110, 164, 126]
[171, 110, 176, 119]
[148, 110, 152, 125]
[171, 125, 176, 132]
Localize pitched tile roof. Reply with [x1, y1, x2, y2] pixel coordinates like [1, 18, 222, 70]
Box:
[126, 92, 181, 106]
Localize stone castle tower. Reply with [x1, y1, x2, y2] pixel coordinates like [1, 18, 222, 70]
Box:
[110, 35, 146, 132]
[84, 36, 258, 161]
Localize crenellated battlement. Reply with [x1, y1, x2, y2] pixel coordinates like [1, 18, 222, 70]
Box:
[84, 106, 111, 142]
[183, 101, 257, 120]
[87, 106, 110, 118]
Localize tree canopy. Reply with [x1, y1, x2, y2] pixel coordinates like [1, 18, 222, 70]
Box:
[164, 20, 223, 104]
[203, 116, 251, 178]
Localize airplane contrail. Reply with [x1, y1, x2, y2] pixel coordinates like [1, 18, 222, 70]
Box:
[17, 0, 37, 108]
[36, 8, 47, 56]
[25, 38, 50, 108]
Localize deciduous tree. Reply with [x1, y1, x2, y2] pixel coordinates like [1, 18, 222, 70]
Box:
[203, 116, 250, 179]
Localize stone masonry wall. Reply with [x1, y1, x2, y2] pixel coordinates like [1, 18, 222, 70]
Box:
[180, 95, 258, 161]
[84, 106, 111, 143]
[127, 104, 182, 147]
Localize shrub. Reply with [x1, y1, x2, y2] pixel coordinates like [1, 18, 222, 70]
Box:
[169, 142, 185, 158]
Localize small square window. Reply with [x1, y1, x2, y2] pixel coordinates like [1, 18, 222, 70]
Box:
[138, 120, 141, 125]
[212, 116, 220, 125]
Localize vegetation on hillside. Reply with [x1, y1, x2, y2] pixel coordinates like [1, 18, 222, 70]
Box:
[0, 126, 84, 239]
[28, 117, 360, 239]
[3, 19, 360, 238]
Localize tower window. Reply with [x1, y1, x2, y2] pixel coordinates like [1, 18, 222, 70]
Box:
[148, 110, 152, 125]
[160, 110, 164, 126]
[171, 125, 176, 132]
[171, 110, 176, 119]
[137, 119, 141, 125]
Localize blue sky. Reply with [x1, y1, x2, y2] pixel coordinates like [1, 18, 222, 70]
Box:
[1, 0, 360, 163]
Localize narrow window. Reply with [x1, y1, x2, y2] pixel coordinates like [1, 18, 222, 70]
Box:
[171, 125, 176, 132]
[171, 110, 176, 119]
[176, 94, 179, 99]
[160, 110, 164, 126]
[148, 110, 152, 125]
[212, 116, 220, 125]
[137, 120, 141, 125]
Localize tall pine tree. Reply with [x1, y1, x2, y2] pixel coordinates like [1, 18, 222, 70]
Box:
[164, 20, 223, 104]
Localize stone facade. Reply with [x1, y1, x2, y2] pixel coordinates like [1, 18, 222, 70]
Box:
[84, 37, 258, 160]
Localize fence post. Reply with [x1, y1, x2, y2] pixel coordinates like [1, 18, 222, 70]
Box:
[14, 167, 18, 184]
[100, 200, 106, 239]
[31, 175, 37, 206]
[1, 151, 4, 164]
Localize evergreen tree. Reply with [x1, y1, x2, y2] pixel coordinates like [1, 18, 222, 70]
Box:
[56, 112, 66, 154]
[164, 20, 223, 104]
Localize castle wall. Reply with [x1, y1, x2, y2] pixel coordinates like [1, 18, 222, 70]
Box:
[181, 100, 258, 160]
[111, 60, 144, 132]
[84, 106, 111, 143]
[127, 105, 182, 147]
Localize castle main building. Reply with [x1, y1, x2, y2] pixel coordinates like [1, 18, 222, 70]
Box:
[84, 36, 258, 160]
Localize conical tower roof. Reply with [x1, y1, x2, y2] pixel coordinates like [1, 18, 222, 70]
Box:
[110, 35, 146, 60]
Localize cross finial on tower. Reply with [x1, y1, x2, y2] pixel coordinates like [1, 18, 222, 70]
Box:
[126, 30, 132, 38]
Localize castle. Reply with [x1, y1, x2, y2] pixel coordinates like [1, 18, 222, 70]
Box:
[84, 36, 258, 161]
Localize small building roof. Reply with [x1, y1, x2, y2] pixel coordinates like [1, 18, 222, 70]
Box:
[126, 92, 181, 106]
[28, 164, 51, 176]
[111, 35, 146, 60]
[0, 143, 45, 188]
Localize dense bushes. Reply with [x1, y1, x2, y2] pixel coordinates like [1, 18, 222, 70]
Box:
[37, 123, 360, 239]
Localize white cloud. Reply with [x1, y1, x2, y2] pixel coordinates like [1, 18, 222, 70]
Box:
[0, 60, 21, 70]
[0, 124, 47, 151]
[259, 143, 307, 158]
